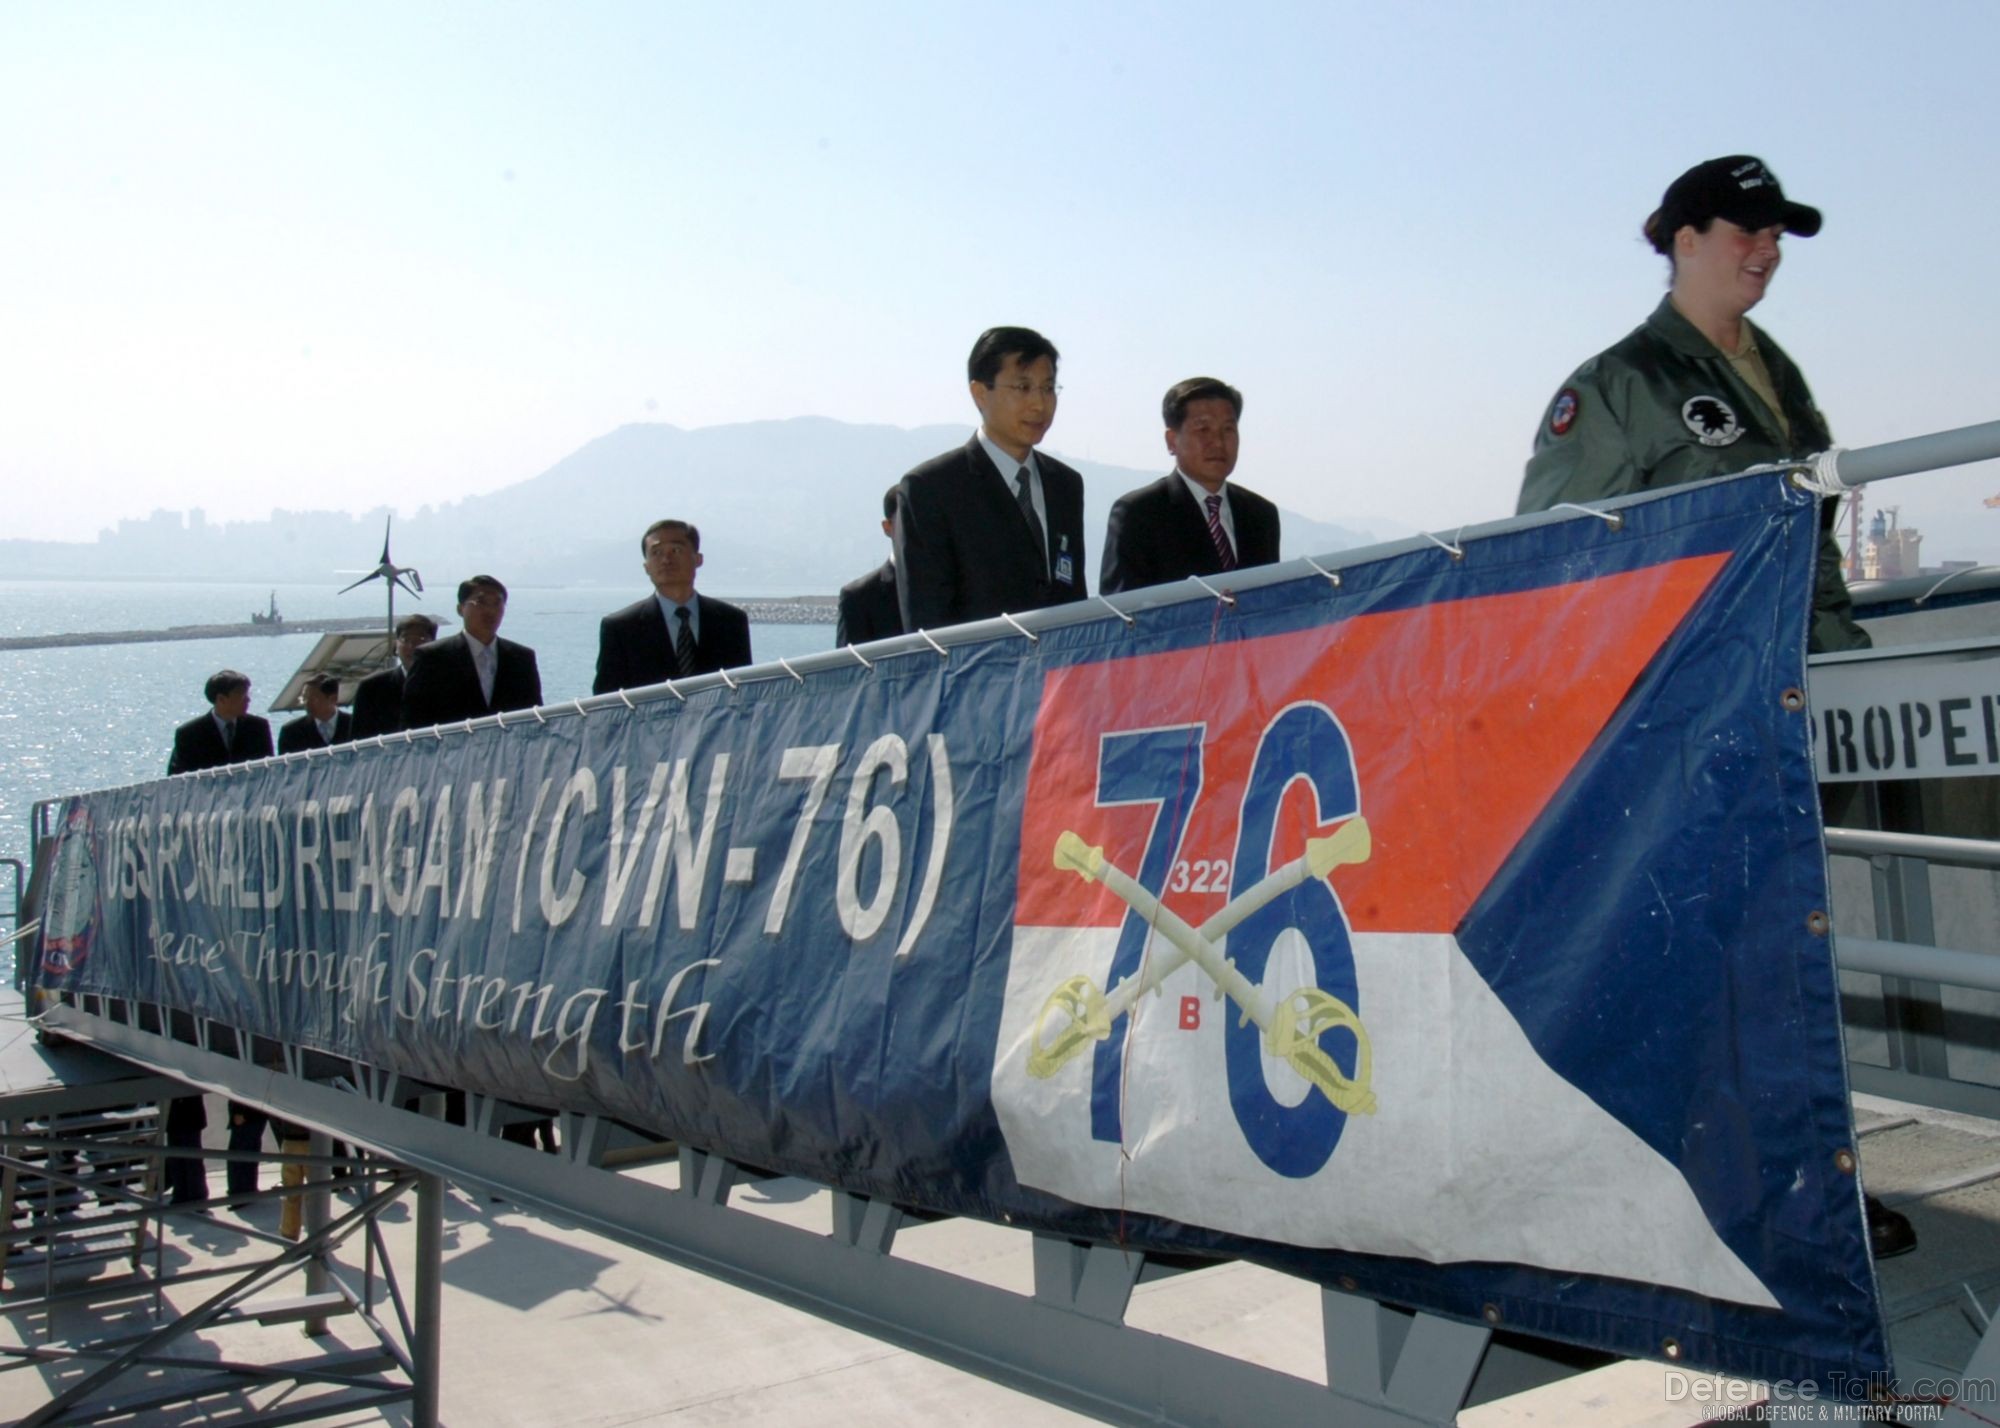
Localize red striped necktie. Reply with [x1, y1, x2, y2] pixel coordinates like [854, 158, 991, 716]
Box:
[1205, 493, 1237, 571]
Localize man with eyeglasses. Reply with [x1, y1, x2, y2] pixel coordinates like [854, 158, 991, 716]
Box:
[893, 326, 1088, 630]
[401, 574, 543, 730]
[594, 519, 753, 692]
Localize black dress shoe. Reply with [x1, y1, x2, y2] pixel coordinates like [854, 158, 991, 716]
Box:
[1865, 1194, 1917, 1260]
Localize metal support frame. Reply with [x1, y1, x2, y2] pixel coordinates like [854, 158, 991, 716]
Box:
[412, 1168, 442, 1428]
[0, 1113, 423, 1426]
[0, 1106, 160, 1309]
[1826, 827, 2000, 1119]
[1032, 1234, 1144, 1323]
[1873, 851, 1953, 1078]
[27, 995, 1609, 1427]
[1322, 1289, 1493, 1423]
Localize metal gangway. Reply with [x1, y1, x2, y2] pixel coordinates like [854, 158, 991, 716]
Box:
[8, 419, 2000, 1428]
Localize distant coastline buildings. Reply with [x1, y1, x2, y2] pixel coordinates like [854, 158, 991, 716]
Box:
[0, 419, 1382, 593]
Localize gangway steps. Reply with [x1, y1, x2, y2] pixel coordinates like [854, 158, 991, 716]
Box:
[237, 1290, 354, 1327]
[29, 1350, 410, 1428]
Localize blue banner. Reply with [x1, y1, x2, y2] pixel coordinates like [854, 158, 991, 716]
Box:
[36, 473, 1887, 1386]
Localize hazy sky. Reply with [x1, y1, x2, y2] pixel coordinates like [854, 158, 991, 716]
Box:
[7, 2, 1999, 562]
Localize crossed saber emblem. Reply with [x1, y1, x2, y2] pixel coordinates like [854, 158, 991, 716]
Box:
[1027, 816, 1379, 1116]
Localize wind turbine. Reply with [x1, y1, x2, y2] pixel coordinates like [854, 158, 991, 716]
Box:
[338, 516, 424, 639]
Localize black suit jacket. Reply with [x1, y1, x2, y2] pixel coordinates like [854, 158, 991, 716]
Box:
[167, 712, 274, 775]
[836, 560, 904, 646]
[592, 593, 752, 694]
[1100, 474, 1282, 595]
[402, 634, 543, 728]
[349, 665, 406, 740]
[277, 710, 353, 753]
[894, 436, 1087, 630]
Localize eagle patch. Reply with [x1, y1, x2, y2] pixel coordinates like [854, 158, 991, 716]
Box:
[1681, 395, 1744, 447]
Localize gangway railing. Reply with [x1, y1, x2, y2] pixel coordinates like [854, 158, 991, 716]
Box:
[1822, 419, 2000, 488]
[2, 859, 26, 991]
[1, 859, 22, 939]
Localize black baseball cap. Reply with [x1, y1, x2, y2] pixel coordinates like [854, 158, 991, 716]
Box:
[1655, 155, 1822, 239]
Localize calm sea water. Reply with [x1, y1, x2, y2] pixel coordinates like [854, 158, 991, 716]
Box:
[0, 580, 834, 864]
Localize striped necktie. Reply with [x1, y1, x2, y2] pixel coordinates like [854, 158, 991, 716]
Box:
[1205, 493, 1237, 571]
[674, 606, 696, 678]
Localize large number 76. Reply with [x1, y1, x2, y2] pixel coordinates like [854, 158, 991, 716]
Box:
[1085, 703, 1366, 1179]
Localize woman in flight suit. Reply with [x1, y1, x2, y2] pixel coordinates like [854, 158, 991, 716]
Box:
[1517, 154, 1870, 655]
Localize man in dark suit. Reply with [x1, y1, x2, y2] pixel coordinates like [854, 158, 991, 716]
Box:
[402, 575, 544, 729]
[894, 326, 1087, 630]
[593, 520, 753, 693]
[349, 614, 438, 739]
[277, 675, 354, 752]
[400, 577, 547, 1143]
[836, 488, 905, 646]
[1102, 377, 1281, 595]
[167, 669, 274, 775]
[164, 667, 276, 1201]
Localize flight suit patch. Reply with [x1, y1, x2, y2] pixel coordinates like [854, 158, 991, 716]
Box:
[1548, 388, 1580, 436]
[1681, 395, 1744, 447]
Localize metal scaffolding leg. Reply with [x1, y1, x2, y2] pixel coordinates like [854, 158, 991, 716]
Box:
[412, 1102, 444, 1428]
[302, 1128, 331, 1336]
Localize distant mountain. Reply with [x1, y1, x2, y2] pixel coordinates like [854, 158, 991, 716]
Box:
[0, 418, 1391, 594]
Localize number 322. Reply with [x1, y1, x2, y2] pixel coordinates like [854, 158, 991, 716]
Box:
[1167, 858, 1231, 895]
